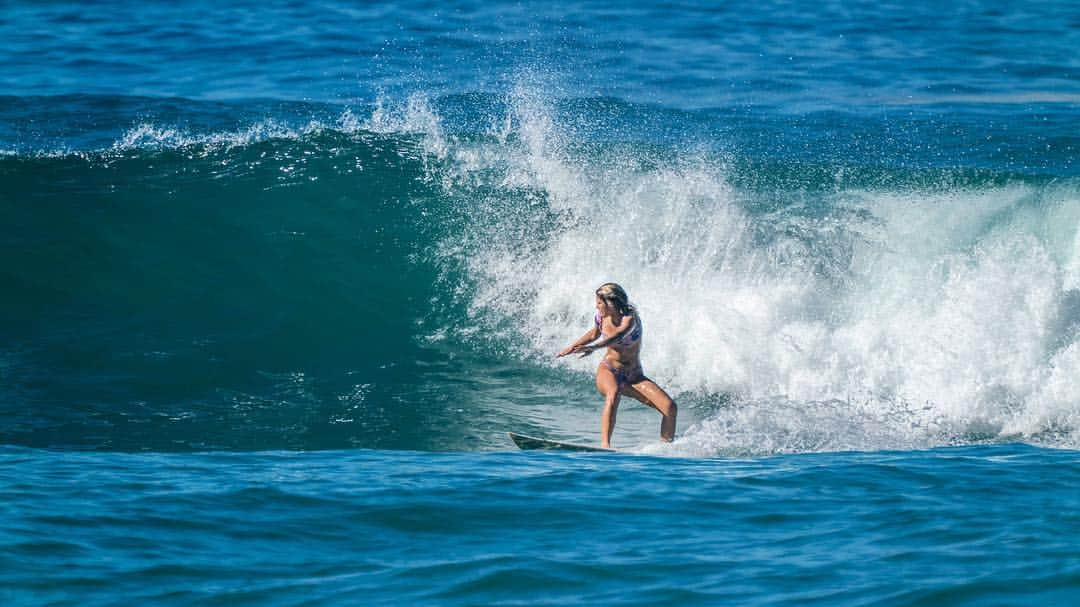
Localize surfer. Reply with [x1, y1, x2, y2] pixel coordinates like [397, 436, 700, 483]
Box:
[556, 283, 677, 448]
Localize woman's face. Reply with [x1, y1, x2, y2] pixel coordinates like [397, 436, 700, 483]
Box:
[595, 296, 613, 316]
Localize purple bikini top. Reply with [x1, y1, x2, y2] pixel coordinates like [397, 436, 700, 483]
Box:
[594, 311, 642, 348]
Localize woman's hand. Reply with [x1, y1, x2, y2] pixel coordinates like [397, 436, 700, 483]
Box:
[556, 345, 576, 358]
[576, 345, 597, 358]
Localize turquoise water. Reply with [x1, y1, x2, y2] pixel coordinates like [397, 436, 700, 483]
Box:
[2, 0, 1079, 604]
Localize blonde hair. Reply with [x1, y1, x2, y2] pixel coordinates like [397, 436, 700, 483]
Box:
[595, 282, 635, 316]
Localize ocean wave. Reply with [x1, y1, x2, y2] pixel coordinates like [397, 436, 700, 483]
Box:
[2, 89, 1078, 453]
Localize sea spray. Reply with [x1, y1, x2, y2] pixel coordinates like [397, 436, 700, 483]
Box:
[406, 90, 1080, 452]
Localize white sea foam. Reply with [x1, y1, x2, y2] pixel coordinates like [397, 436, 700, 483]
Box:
[104, 104, 389, 154]
[392, 86, 1080, 453]
[112, 119, 323, 151]
[363, 92, 448, 159]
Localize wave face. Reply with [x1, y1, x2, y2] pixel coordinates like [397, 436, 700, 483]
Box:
[1, 89, 1078, 454]
[1, 127, 446, 450]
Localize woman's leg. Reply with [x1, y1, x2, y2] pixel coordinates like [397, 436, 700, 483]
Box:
[624, 379, 677, 442]
[595, 364, 621, 448]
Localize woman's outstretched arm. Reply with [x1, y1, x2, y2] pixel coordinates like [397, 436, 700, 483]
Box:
[556, 325, 601, 357]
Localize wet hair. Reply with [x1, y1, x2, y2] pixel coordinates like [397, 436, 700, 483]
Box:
[595, 282, 635, 316]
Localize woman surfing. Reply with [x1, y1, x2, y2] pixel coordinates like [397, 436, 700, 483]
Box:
[557, 283, 677, 448]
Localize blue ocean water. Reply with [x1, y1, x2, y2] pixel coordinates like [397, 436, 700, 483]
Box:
[1, 0, 1079, 604]
[3, 445, 1078, 606]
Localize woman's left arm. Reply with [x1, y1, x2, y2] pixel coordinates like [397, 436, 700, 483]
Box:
[578, 315, 635, 356]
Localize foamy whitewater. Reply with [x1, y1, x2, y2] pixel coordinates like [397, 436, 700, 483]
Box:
[370, 88, 1080, 455]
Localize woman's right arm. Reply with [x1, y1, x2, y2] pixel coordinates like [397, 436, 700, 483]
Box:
[556, 326, 601, 357]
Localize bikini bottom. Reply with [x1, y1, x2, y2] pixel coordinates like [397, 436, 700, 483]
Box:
[601, 360, 644, 390]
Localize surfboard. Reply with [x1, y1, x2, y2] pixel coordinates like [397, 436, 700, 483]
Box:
[508, 431, 616, 452]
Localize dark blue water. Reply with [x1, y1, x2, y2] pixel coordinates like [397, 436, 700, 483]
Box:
[3, 445, 1078, 606]
[2, 0, 1079, 604]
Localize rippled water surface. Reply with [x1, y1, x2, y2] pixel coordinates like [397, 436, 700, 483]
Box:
[3, 445, 1078, 606]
